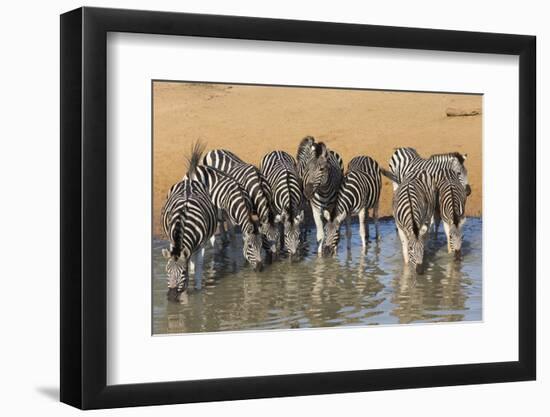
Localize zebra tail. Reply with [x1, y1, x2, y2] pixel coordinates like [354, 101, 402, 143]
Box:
[185, 140, 206, 181]
[380, 167, 399, 184]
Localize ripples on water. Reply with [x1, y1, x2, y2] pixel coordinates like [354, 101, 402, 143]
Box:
[153, 218, 482, 334]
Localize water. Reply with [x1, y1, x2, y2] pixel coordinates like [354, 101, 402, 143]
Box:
[153, 218, 482, 334]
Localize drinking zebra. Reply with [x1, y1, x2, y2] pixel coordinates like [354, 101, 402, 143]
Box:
[296, 136, 344, 254]
[161, 143, 217, 302]
[322, 156, 382, 256]
[393, 170, 436, 274]
[433, 169, 468, 259]
[203, 149, 279, 256]
[260, 150, 305, 258]
[194, 164, 264, 271]
[388, 147, 471, 196]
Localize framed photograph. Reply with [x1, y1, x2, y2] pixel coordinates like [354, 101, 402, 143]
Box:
[60, 6, 536, 410]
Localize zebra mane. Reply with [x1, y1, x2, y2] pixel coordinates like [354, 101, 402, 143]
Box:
[172, 210, 186, 259]
[429, 151, 466, 165]
[448, 178, 462, 227]
[406, 185, 419, 238]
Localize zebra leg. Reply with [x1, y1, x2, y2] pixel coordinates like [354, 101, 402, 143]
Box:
[443, 222, 452, 253]
[433, 205, 441, 239]
[193, 247, 205, 290]
[397, 228, 409, 264]
[225, 218, 235, 242]
[358, 208, 367, 249]
[216, 209, 228, 244]
[312, 204, 324, 255]
[365, 208, 370, 240]
[345, 216, 352, 250]
[374, 205, 380, 241]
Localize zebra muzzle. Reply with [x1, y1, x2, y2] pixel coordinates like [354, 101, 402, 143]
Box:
[415, 263, 425, 275]
[254, 262, 264, 272]
[166, 281, 189, 302]
[454, 249, 462, 261]
[322, 246, 335, 258]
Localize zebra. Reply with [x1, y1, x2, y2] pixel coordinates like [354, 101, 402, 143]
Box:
[260, 150, 305, 258]
[203, 149, 279, 256]
[193, 164, 264, 271]
[388, 147, 471, 196]
[161, 142, 217, 302]
[433, 168, 468, 259]
[321, 156, 382, 256]
[296, 136, 344, 254]
[393, 169, 436, 274]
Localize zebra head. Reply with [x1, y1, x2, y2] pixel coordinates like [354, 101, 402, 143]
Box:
[321, 210, 342, 257]
[242, 221, 264, 272]
[448, 219, 466, 260]
[162, 248, 189, 302]
[279, 210, 304, 258]
[449, 153, 471, 196]
[408, 224, 429, 274]
[302, 142, 329, 199]
[260, 217, 280, 257]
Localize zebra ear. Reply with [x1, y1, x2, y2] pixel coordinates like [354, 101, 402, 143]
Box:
[296, 211, 304, 222]
[323, 209, 331, 221]
[274, 214, 282, 223]
[463, 153, 468, 160]
[162, 248, 171, 259]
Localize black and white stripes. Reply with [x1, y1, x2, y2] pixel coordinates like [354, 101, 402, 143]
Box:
[322, 156, 382, 256]
[260, 151, 305, 257]
[387, 146, 472, 273]
[161, 143, 218, 302]
[203, 149, 279, 255]
[389, 147, 471, 196]
[194, 165, 264, 271]
[393, 170, 436, 274]
[297, 137, 344, 254]
[433, 169, 467, 258]
[161, 140, 473, 302]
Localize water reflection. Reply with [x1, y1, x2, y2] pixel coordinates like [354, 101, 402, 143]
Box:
[153, 218, 482, 334]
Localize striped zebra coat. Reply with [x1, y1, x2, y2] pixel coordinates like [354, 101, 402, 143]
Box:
[322, 156, 382, 256]
[161, 143, 217, 301]
[194, 165, 264, 271]
[260, 150, 305, 257]
[296, 136, 344, 254]
[203, 149, 279, 255]
[393, 170, 436, 274]
[389, 147, 471, 196]
[433, 168, 467, 258]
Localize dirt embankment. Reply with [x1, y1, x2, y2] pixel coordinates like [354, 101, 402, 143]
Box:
[153, 82, 482, 237]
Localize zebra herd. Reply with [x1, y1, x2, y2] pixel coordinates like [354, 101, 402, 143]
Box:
[161, 137, 471, 302]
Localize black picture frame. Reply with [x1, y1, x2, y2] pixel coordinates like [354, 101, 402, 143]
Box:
[60, 6, 536, 410]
